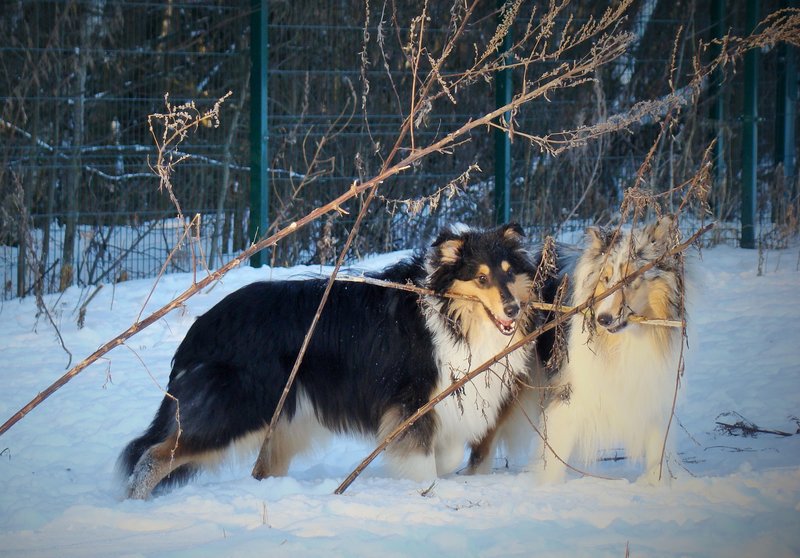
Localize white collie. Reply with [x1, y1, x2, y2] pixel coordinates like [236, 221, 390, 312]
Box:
[537, 215, 687, 484]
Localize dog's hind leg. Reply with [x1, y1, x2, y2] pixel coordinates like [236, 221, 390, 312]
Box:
[252, 392, 326, 480]
[379, 407, 438, 482]
[126, 433, 196, 499]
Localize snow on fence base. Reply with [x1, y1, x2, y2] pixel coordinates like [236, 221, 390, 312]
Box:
[1, 212, 242, 300]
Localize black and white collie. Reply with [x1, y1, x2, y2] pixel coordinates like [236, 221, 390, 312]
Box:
[119, 223, 539, 498]
[470, 216, 687, 484]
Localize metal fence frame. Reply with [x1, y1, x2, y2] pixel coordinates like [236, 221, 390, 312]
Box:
[1, 0, 797, 301]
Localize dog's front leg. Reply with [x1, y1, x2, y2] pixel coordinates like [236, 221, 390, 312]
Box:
[535, 401, 577, 484]
[640, 425, 671, 485]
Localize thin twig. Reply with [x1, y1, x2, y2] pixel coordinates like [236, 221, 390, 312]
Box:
[38, 297, 73, 370]
[12, 175, 73, 369]
[77, 284, 104, 329]
[334, 275, 683, 328]
[715, 421, 794, 437]
[253, 179, 383, 478]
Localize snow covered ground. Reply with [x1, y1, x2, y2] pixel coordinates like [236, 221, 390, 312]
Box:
[1, 243, 798, 557]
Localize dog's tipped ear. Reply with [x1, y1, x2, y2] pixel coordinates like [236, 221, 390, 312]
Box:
[646, 214, 676, 247]
[436, 238, 464, 264]
[587, 226, 611, 250]
[431, 227, 465, 264]
[500, 222, 525, 243]
[656, 214, 675, 237]
[432, 227, 459, 246]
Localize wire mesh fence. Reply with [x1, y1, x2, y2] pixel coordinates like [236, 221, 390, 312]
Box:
[1, 0, 797, 300]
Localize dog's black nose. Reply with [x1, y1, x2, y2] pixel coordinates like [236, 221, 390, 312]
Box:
[504, 302, 520, 319]
[597, 313, 613, 327]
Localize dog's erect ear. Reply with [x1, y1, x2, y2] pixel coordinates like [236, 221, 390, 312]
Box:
[500, 222, 525, 243]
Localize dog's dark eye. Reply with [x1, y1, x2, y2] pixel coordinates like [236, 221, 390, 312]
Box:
[477, 274, 488, 285]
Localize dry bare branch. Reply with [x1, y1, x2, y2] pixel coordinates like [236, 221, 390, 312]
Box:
[334, 275, 682, 328]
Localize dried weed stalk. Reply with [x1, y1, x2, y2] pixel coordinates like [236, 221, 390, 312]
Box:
[378, 163, 481, 216]
[11, 173, 73, 368]
[148, 92, 232, 220]
[268, 73, 357, 248]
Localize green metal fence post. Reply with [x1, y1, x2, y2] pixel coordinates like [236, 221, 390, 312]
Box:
[494, 1, 512, 225]
[249, 0, 269, 267]
[741, 0, 759, 249]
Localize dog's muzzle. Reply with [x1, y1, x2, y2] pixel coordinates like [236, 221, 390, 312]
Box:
[487, 300, 519, 336]
[597, 312, 628, 333]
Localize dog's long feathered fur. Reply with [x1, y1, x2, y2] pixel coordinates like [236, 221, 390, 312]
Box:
[119, 223, 538, 498]
[469, 216, 687, 484]
[539, 215, 686, 483]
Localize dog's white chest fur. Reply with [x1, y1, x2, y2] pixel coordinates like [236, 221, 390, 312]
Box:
[539, 315, 681, 483]
[425, 303, 528, 474]
[565, 325, 676, 452]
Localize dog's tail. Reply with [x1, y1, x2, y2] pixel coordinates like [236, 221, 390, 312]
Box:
[117, 396, 197, 492]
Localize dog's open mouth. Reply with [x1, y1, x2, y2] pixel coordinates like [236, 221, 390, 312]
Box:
[604, 320, 628, 334]
[485, 308, 516, 335]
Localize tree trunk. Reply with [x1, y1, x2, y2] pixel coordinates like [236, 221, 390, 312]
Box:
[210, 73, 249, 268]
[61, 0, 105, 291]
